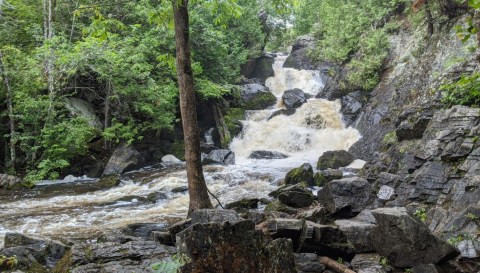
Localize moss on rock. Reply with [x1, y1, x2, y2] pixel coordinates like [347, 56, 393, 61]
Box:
[224, 108, 246, 138]
[96, 174, 120, 189]
[285, 163, 314, 186]
[313, 172, 328, 187]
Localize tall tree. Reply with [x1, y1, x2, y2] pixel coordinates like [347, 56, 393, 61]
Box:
[172, 0, 213, 215]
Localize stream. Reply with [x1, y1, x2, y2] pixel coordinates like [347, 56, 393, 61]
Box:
[0, 53, 362, 248]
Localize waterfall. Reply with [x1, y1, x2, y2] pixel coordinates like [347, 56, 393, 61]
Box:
[230, 54, 360, 168]
[0, 53, 361, 248]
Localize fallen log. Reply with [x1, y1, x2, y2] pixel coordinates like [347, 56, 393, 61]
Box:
[318, 256, 356, 273]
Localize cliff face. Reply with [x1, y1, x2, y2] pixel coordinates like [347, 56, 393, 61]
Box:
[287, 14, 480, 259]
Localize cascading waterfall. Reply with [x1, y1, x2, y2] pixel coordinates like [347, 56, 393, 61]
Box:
[0, 53, 361, 248]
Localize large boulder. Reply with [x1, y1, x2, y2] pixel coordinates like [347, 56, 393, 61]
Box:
[301, 221, 355, 257]
[176, 220, 296, 273]
[285, 163, 314, 186]
[351, 253, 390, 273]
[294, 253, 325, 273]
[249, 150, 288, 159]
[239, 83, 277, 110]
[57, 240, 174, 273]
[202, 149, 235, 165]
[282, 88, 308, 109]
[0, 173, 27, 189]
[395, 108, 433, 141]
[102, 143, 141, 176]
[317, 150, 354, 170]
[341, 91, 367, 127]
[277, 184, 315, 208]
[318, 177, 373, 216]
[283, 35, 318, 70]
[240, 53, 275, 83]
[335, 210, 377, 253]
[1, 233, 70, 271]
[268, 219, 306, 251]
[190, 209, 243, 225]
[370, 207, 460, 268]
[64, 98, 102, 130]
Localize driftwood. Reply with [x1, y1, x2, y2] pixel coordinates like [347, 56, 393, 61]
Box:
[318, 256, 356, 273]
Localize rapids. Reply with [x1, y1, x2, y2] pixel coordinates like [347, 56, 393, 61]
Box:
[0, 53, 361, 248]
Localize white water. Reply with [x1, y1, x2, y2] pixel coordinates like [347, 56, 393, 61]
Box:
[0, 54, 361, 248]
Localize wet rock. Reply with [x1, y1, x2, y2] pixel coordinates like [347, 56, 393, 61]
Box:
[102, 143, 141, 176]
[301, 221, 355, 257]
[161, 154, 182, 163]
[146, 192, 168, 203]
[317, 150, 354, 170]
[285, 163, 314, 186]
[176, 220, 296, 273]
[113, 195, 149, 203]
[294, 253, 325, 273]
[278, 184, 315, 208]
[225, 198, 260, 210]
[241, 53, 275, 83]
[0, 174, 27, 189]
[395, 108, 433, 141]
[377, 185, 395, 201]
[268, 108, 297, 120]
[121, 223, 167, 239]
[268, 219, 305, 251]
[191, 209, 243, 225]
[168, 219, 192, 238]
[96, 234, 140, 244]
[335, 210, 377, 253]
[282, 88, 308, 109]
[341, 91, 367, 127]
[318, 177, 373, 216]
[351, 253, 390, 273]
[370, 207, 460, 267]
[240, 210, 266, 225]
[249, 150, 288, 159]
[96, 174, 120, 189]
[376, 172, 400, 187]
[313, 172, 328, 187]
[202, 149, 235, 165]
[321, 169, 344, 182]
[300, 207, 330, 224]
[2, 233, 70, 270]
[265, 200, 298, 215]
[283, 35, 318, 70]
[239, 83, 277, 110]
[65, 240, 175, 273]
[149, 231, 174, 246]
[172, 186, 188, 193]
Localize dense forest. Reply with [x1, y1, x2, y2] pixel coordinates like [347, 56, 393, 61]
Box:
[1, 0, 475, 183]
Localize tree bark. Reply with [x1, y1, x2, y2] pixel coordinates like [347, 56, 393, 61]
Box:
[172, 0, 213, 215]
[0, 51, 16, 169]
[318, 256, 356, 273]
[104, 80, 111, 150]
[425, 0, 434, 37]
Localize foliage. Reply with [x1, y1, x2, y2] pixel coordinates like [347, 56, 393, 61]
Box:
[379, 256, 390, 267]
[0, 0, 278, 180]
[0, 255, 18, 270]
[382, 131, 398, 146]
[151, 254, 191, 273]
[347, 28, 390, 90]
[440, 73, 480, 107]
[414, 208, 427, 222]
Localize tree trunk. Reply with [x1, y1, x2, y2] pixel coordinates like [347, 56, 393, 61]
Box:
[104, 80, 111, 150]
[172, 0, 213, 215]
[0, 51, 16, 169]
[43, 0, 55, 124]
[318, 256, 356, 273]
[425, 0, 434, 37]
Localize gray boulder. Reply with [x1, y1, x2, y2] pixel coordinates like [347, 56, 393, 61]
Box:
[268, 219, 306, 251]
[0, 174, 25, 189]
[202, 149, 235, 165]
[335, 210, 377, 253]
[1, 233, 70, 271]
[283, 35, 318, 70]
[351, 253, 390, 273]
[277, 184, 315, 208]
[66, 240, 175, 273]
[285, 163, 314, 186]
[370, 207, 460, 268]
[102, 143, 141, 176]
[317, 150, 354, 170]
[239, 83, 277, 110]
[191, 209, 243, 225]
[341, 91, 367, 127]
[282, 88, 308, 109]
[395, 108, 433, 141]
[240, 53, 275, 83]
[249, 150, 288, 159]
[176, 220, 296, 273]
[294, 253, 325, 273]
[301, 221, 355, 256]
[318, 177, 373, 216]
